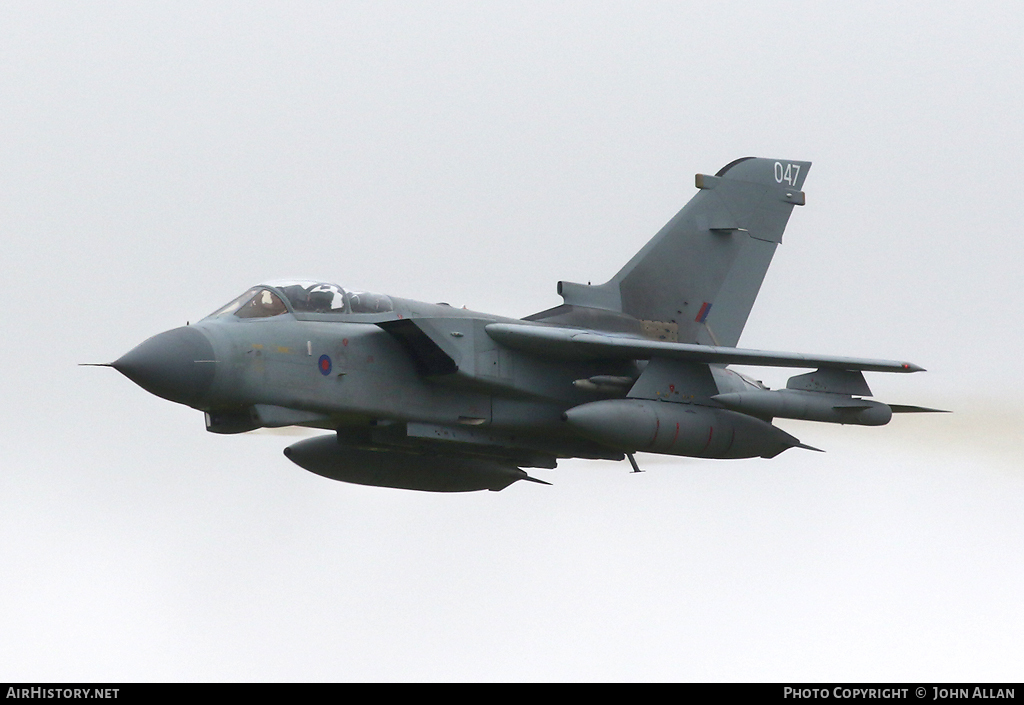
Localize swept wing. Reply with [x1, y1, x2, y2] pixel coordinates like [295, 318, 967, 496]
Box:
[485, 323, 924, 373]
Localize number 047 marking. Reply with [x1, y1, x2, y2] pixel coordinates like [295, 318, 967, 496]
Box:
[774, 161, 800, 186]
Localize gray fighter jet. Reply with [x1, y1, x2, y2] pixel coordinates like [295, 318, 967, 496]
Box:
[103, 157, 940, 492]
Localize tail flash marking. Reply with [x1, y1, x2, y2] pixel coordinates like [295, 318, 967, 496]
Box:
[695, 302, 713, 323]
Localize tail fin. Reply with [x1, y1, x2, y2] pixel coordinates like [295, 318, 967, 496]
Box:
[553, 157, 810, 346]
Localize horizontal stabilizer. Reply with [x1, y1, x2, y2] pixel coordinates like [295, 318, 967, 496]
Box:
[788, 368, 872, 396]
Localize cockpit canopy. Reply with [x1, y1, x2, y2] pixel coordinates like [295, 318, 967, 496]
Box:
[206, 280, 393, 319]
[272, 281, 348, 314]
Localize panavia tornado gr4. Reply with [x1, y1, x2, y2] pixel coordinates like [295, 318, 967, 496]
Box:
[103, 157, 940, 492]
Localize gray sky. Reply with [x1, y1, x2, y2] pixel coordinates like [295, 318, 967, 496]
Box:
[2, 1, 1022, 681]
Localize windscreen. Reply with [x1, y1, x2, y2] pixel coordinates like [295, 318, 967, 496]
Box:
[206, 288, 289, 319]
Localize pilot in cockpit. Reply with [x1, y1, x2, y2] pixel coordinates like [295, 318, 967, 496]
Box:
[236, 288, 287, 318]
[305, 288, 336, 313]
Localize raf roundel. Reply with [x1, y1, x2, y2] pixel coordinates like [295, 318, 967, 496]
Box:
[317, 354, 332, 376]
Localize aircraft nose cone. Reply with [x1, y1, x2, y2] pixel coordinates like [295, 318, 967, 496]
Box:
[113, 326, 216, 407]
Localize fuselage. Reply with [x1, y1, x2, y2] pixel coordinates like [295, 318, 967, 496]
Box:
[113, 281, 764, 466]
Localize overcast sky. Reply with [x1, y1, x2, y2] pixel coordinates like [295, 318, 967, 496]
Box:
[2, 1, 1023, 681]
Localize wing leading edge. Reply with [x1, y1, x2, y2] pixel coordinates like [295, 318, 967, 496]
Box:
[485, 323, 924, 373]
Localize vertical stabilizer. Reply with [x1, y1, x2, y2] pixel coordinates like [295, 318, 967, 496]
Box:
[553, 157, 810, 346]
